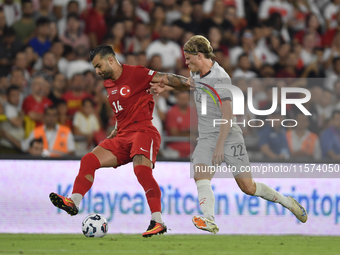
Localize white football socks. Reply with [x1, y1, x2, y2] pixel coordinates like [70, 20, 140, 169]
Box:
[254, 182, 292, 208]
[151, 212, 163, 223]
[70, 193, 83, 209]
[196, 179, 215, 222]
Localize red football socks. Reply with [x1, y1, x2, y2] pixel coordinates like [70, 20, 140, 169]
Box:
[72, 153, 101, 196]
[134, 165, 161, 213]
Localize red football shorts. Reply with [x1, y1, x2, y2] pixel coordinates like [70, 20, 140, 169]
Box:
[98, 120, 161, 168]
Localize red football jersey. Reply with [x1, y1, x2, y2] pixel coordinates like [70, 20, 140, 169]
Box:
[62, 91, 93, 117]
[22, 95, 53, 126]
[103, 64, 156, 130]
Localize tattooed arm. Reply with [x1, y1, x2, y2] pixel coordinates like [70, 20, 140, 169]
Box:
[151, 72, 191, 91]
[150, 72, 195, 95]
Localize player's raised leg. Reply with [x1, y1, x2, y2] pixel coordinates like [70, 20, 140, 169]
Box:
[49, 146, 118, 215]
[234, 171, 308, 223]
[192, 163, 219, 234]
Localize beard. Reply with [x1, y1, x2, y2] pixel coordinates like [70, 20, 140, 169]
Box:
[101, 69, 113, 80]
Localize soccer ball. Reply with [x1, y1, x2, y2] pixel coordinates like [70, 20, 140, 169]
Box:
[82, 213, 108, 238]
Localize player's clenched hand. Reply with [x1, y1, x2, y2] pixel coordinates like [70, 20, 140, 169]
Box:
[107, 128, 117, 139]
[150, 77, 166, 96]
[212, 145, 224, 166]
[186, 77, 196, 90]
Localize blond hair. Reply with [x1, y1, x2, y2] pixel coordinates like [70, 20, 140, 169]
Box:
[183, 35, 215, 59]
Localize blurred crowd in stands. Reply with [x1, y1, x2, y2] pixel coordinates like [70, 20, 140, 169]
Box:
[1, 0, 340, 161]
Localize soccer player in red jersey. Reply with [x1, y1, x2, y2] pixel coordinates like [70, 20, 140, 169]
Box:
[49, 45, 189, 237]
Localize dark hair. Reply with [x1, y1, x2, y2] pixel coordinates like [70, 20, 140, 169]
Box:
[89, 45, 116, 62]
[4, 27, 16, 37]
[67, 0, 79, 8]
[57, 99, 67, 105]
[6, 85, 20, 96]
[75, 45, 89, 58]
[36, 17, 50, 27]
[62, 44, 73, 57]
[44, 105, 58, 115]
[237, 53, 248, 63]
[82, 97, 94, 107]
[67, 13, 79, 21]
[333, 56, 340, 66]
[29, 137, 43, 148]
[22, 0, 32, 5]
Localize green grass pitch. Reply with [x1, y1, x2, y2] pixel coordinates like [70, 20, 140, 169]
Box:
[0, 234, 339, 255]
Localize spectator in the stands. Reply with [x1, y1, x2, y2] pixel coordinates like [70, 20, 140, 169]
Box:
[0, 27, 22, 76]
[165, 91, 192, 158]
[207, 26, 229, 57]
[294, 13, 322, 48]
[66, 45, 93, 79]
[48, 73, 66, 105]
[125, 22, 151, 54]
[299, 32, 317, 67]
[276, 51, 301, 78]
[1, 0, 21, 26]
[62, 73, 92, 117]
[33, 51, 58, 84]
[73, 98, 100, 156]
[315, 89, 334, 129]
[113, 0, 149, 24]
[323, 31, 340, 70]
[320, 110, 340, 159]
[0, 85, 25, 153]
[172, 0, 197, 34]
[146, 24, 182, 72]
[201, 0, 233, 36]
[28, 17, 51, 57]
[163, 0, 181, 24]
[12, 0, 35, 45]
[13, 52, 30, 81]
[81, 0, 108, 48]
[0, 75, 9, 106]
[27, 137, 44, 156]
[229, 29, 261, 69]
[5, 106, 75, 157]
[233, 53, 257, 78]
[325, 56, 340, 90]
[149, 4, 166, 40]
[258, 109, 290, 160]
[60, 13, 90, 50]
[148, 54, 164, 72]
[56, 99, 72, 128]
[125, 53, 138, 65]
[323, 0, 340, 29]
[286, 112, 322, 160]
[22, 76, 53, 128]
[104, 21, 125, 57]
[57, 0, 80, 36]
[32, 0, 57, 22]
[9, 68, 27, 97]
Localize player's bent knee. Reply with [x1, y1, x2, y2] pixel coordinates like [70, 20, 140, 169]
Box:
[133, 154, 152, 168]
[80, 153, 101, 171]
[239, 183, 256, 195]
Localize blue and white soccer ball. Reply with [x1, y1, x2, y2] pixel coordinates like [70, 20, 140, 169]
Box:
[82, 213, 108, 238]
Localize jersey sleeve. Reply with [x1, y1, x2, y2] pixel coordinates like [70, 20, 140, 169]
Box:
[133, 65, 156, 90]
[214, 78, 233, 101]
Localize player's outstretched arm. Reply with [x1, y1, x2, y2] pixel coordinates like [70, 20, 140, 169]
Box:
[151, 72, 193, 91]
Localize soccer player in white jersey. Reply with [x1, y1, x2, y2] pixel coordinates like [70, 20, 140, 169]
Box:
[151, 35, 308, 234]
